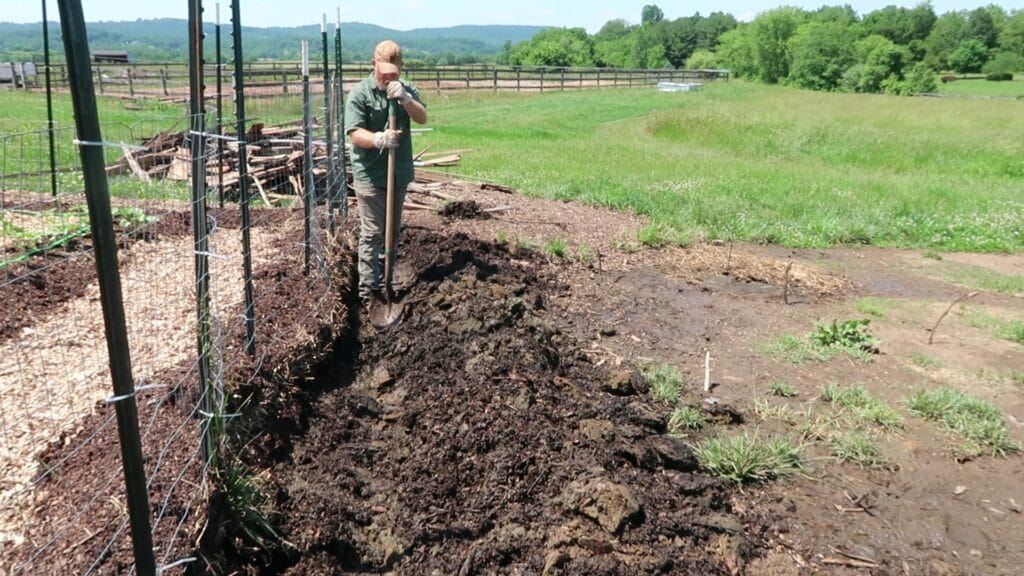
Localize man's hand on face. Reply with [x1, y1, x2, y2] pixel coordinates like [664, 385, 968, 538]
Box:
[387, 80, 413, 104]
[372, 129, 402, 150]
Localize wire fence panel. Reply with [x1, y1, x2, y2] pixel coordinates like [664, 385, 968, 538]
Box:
[1, 53, 337, 576]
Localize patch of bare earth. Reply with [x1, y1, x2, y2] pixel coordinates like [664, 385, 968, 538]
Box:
[402, 181, 1024, 576]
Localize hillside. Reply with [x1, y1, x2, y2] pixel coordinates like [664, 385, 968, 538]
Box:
[0, 19, 545, 63]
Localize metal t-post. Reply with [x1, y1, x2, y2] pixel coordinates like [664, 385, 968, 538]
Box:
[230, 0, 256, 356]
[188, 0, 215, 469]
[216, 3, 225, 207]
[42, 1, 58, 197]
[321, 15, 333, 212]
[302, 41, 313, 275]
[336, 7, 348, 219]
[56, 1, 156, 574]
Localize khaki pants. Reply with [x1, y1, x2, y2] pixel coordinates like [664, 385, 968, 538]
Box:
[354, 181, 406, 297]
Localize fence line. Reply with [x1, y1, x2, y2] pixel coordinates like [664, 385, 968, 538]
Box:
[11, 62, 727, 98]
[0, 8, 339, 576]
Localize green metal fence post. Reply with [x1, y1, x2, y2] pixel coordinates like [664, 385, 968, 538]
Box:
[302, 41, 313, 275]
[230, 0, 257, 356]
[55, 1, 156, 574]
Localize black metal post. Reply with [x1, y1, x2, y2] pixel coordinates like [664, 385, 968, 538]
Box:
[42, 1, 58, 197]
[55, 1, 156, 574]
[231, 0, 256, 356]
[188, 0, 216, 469]
[335, 7, 348, 219]
[216, 2, 225, 207]
[321, 15, 333, 211]
[302, 41, 313, 275]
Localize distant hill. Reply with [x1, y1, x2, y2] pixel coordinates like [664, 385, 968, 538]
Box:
[0, 19, 545, 63]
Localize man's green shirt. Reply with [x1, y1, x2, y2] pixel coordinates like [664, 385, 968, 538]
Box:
[344, 74, 424, 190]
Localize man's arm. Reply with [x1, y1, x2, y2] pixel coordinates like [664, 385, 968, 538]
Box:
[348, 127, 379, 150]
[401, 97, 427, 125]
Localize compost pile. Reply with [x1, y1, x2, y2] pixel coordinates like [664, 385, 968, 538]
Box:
[239, 228, 770, 575]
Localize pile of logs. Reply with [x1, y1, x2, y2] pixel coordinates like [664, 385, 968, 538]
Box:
[105, 120, 466, 205]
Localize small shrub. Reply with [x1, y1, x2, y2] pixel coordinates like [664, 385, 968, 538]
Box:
[940, 75, 958, 84]
[985, 72, 1014, 82]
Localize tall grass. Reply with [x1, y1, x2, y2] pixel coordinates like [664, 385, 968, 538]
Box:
[423, 82, 1024, 252]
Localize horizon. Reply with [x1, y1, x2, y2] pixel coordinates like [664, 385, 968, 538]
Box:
[4, 1, 1023, 33]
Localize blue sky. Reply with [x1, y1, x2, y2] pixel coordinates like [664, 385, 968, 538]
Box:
[11, 1, 1024, 31]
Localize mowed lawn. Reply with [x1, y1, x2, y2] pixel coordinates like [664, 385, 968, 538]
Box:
[423, 82, 1023, 252]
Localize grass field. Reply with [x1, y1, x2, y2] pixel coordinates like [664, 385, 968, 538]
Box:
[422, 82, 1023, 252]
[3, 80, 1022, 252]
[936, 74, 1024, 98]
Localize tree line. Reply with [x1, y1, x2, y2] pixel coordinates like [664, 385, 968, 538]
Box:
[503, 3, 1024, 95]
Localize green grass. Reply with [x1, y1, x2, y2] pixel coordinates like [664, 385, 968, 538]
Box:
[752, 398, 798, 424]
[544, 238, 568, 258]
[966, 307, 1024, 345]
[642, 364, 685, 405]
[692, 432, 804, 483]
[820, 383, 903, 431]
[769, 381, 799, 398]
[936, 74, 1024, 98]
[910, 351, 941, 369]
[422, 82, 1024, 252]
[854, 297, 889, 317]
[763, 335, 833, 365]
[1013, 371, 1024, 388]
[932, 262, 1024, 295]
[829, 430, 885, 468]
[907, 387, 1020, 457]
[667, 406, 705, 436]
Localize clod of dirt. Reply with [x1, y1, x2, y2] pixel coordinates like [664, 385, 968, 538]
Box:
[438, 199, 492, 220]
[560, 477, 643, 534]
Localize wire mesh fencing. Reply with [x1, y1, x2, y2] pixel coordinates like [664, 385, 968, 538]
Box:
[0, 5, 341, 574]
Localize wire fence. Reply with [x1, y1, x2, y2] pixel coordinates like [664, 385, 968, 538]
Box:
[0, 2, 343, 574]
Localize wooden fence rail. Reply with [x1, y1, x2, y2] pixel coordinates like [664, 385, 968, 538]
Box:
[16, 62, 727, 98]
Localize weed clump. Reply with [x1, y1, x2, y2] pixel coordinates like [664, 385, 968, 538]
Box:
[907, 387, 1020, 458]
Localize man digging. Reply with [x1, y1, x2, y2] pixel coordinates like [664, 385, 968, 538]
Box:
[344, 39, 428, 306]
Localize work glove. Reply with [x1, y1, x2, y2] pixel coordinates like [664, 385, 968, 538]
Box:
[372, 129, 402, 150]
[387, 80, 413, 104]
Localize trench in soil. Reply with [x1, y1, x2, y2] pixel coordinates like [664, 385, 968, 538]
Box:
[216, 227, 775, 575]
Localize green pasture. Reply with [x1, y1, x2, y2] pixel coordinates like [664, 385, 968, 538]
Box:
[421, 82, 1023, 252]
[936, 74, 1024, 98]
[3, 80, 1023, 252]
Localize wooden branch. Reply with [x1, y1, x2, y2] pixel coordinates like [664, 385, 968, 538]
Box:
[928, 291, 980, 344]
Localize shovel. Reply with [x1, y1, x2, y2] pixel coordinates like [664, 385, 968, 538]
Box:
[369, 100, 406, 328]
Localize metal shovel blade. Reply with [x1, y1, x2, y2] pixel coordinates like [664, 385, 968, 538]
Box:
[368, 297, 406, 328]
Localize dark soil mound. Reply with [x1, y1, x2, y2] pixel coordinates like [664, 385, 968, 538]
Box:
[438, 200, 492, 220]
[236, 228, 768, 575]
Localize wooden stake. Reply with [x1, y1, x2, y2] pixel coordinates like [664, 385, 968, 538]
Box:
[703, 350, 711, 392]
[929, 291, 979, 344]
